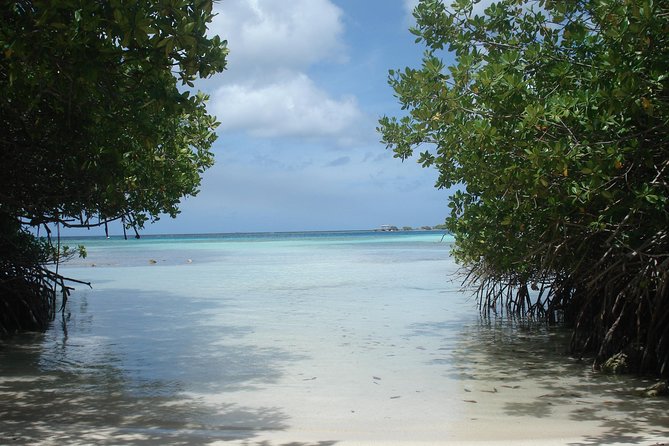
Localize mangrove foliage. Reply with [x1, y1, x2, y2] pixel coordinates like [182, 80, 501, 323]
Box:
[379, 0, 669, 376]
[0, 0, 228, 333]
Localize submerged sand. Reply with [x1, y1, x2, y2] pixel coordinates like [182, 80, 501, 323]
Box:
[182, 307, 668, 446]
[2, 233, 668, 445]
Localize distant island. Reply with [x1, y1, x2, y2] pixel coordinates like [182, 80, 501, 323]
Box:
[375, 224, 447, 232]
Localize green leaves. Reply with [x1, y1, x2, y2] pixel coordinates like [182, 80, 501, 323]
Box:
[1, 0, 228, 232]
[379, 0, 669, 291]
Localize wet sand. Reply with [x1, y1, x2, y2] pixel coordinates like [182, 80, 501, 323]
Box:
[184, 319, 669, 446]
[2, 301, 668, 446]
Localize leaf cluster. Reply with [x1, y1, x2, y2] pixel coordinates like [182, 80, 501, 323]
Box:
[379, 0, 669, 374]
[0, 0, 228, 231]
[0, 1, 227, 333]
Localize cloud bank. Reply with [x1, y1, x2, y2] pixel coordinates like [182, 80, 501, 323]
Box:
[207, 0, 365, 142]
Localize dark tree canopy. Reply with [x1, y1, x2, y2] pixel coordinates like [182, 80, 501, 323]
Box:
[380, 0, 669, 375]
[0, 0, 228, 332]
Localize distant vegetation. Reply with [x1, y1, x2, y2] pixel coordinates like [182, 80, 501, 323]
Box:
[0, 1, 227, 333]
[376, 225, 447, 231]
[380, 0, 668, 376]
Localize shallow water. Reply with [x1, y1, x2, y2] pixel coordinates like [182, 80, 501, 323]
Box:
[1, 231, 667, 445]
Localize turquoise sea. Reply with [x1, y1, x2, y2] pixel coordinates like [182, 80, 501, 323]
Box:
[1, 231, 667, 445]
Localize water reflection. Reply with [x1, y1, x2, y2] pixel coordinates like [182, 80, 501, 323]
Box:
[0, 288, 305, 445]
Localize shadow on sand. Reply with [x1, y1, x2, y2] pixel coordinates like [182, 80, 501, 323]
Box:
[410, 317, 669, 445]
[0, 288, 314, 445]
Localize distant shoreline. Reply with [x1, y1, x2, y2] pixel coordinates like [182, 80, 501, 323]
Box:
[59, 228, 451, 240]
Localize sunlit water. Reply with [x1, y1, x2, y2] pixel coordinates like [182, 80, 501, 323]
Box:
[1, 231, 667, 445]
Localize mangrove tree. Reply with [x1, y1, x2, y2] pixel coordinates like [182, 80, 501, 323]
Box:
[379, 0, 669, 375]
[0, 0, 228, 333]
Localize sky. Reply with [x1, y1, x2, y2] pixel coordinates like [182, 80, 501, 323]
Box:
[86, 0, 457, 236]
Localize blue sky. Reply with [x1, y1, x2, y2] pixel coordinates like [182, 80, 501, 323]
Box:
[91, 0, 457, 235]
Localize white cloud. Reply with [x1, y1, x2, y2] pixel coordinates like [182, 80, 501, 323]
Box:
[212, 72, 364, 141]
[203, 0, 368, 144]
[209, 0, 346, 78]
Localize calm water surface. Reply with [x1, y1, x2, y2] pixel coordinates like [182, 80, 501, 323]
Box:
[0, 231, 667, 445]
